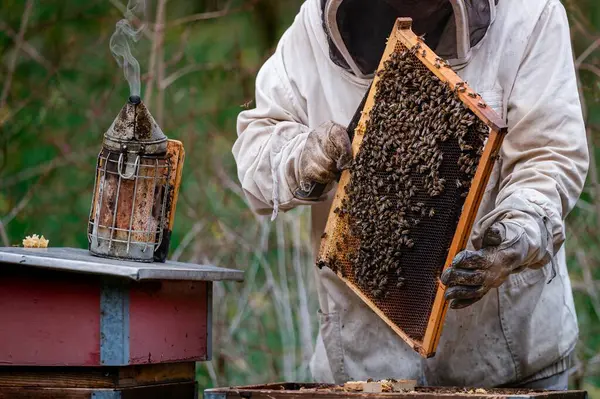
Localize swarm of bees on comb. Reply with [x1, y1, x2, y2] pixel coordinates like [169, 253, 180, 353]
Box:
[333, 45, 489, 300]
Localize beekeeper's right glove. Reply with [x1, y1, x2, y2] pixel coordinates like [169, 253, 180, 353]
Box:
[292, 121, 353, 200]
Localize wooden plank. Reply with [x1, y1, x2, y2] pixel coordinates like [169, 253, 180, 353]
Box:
[0, 387, 90, 399]
[228, 394, 461, 399]
[211, 390, 588, 399]
[206, 384, 588, 399]
[119, 382, 197, 399]
[0, 367, 114, 389]
[118, 362, 194, 387]
[316, 17, 508, 358]
[238, 393, 585, 399]
[0, 363, 195, 389]
[0, 381, 196, 399]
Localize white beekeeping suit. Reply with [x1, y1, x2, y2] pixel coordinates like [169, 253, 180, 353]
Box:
[233, 0, 589, 389]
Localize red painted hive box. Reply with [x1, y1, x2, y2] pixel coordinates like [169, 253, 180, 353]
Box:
[0, 247, 244, 367]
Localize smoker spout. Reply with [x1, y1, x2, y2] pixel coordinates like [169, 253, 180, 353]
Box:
[103, 98, 167, 155]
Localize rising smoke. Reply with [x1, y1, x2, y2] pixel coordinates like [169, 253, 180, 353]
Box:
[109, 0, 146, 97]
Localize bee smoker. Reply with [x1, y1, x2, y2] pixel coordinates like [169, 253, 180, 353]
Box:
[88, 95, 185, 262]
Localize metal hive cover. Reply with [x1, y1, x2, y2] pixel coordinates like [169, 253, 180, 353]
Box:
[0, 247, 244, 282]
[317, 18, 507, 358]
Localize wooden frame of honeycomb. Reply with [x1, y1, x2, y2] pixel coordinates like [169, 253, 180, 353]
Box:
[317, 18, 508, 358]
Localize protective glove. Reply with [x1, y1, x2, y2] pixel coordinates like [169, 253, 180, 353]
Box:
[294, 121, 353, 199]
[440, 220, 532, 310]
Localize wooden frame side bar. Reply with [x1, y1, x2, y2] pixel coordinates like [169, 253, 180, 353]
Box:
[421, 128, 505, 355]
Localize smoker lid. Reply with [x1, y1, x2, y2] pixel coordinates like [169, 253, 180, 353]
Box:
[103, 97, 168, 155]
[0, 247, 244, 282]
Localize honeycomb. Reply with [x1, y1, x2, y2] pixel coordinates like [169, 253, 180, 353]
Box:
[318, 25, 501, 351]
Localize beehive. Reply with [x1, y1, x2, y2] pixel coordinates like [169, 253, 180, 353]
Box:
[205, 383, 588, 399]
[317, 18, 507, 357]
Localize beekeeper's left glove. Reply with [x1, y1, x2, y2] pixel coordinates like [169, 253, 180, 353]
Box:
[440, 221, 531, 309]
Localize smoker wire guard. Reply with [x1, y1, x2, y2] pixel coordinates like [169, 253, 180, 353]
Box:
[317, 18, 508, 358]
[88, 138, 185, 263]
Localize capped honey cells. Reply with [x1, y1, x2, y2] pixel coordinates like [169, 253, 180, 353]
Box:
[331, 46, 489, 300]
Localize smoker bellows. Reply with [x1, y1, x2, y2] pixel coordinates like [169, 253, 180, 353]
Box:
[88, 95, 185, 263]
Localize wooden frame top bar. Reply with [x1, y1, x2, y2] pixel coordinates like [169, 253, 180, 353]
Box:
[395, 18, 507, 133]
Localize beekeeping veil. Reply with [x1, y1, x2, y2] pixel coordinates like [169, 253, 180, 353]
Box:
[322, 0, 498, 79]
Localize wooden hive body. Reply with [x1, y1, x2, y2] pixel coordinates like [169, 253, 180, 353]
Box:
[317, 18, 507, 358]
[205, 383, 588, 399]
[0, 246, 244, 398]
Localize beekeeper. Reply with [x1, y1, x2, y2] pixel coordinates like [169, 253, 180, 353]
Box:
[233, 0, 589, 390]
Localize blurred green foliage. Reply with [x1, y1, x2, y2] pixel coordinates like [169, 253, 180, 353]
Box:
[0, 0, 599, 396]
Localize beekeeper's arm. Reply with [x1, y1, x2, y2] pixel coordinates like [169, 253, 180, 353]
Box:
[233, 23, 351, 220]
[442, 1, 589, 308]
